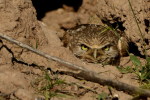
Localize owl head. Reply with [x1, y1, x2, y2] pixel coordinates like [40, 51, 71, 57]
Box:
[63, 24, 128, 65]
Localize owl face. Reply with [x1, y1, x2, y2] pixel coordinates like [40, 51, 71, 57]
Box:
[64, 24, 127, 65]
[70, 42, 119, 64]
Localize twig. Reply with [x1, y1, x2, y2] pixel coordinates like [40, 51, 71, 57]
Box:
[0, 33, 85, 71]
[0, 33, 150, 97]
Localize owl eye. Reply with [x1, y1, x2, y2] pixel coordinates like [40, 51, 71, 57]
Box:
[81, 44, 89, 51]
[103, 45, 110, 51]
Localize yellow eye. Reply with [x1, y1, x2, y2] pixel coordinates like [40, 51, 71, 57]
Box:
[81, 44, 89, 51]
[104, 47, 109, 51]
[103, 46, 110, 51]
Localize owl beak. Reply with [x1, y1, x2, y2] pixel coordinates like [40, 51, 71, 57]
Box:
[93, 49, 97, 59]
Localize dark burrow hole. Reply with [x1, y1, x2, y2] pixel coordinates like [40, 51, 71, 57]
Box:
[144, 19, 149, 33]
[31, 0, 83, 20]
[128, 42, 145, 58]
[101, 16, 126, 31]
[144, 38, 149, 45]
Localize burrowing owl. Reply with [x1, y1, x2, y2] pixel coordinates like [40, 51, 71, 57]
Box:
[63, 24, 128, 65]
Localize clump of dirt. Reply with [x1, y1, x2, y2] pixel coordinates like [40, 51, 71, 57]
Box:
[0, 0, 149, 100]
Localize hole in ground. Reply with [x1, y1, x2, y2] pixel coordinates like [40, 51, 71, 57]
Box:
[101, 16, 126, 31]
[32, 0, 83, 20]
[128, 42, 145, 58]
[144, 19, 149, 33]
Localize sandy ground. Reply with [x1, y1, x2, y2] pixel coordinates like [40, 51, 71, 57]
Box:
[0, 0, 149, 100]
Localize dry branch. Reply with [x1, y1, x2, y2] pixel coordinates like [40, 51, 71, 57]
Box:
[0, 33, 150, 97]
